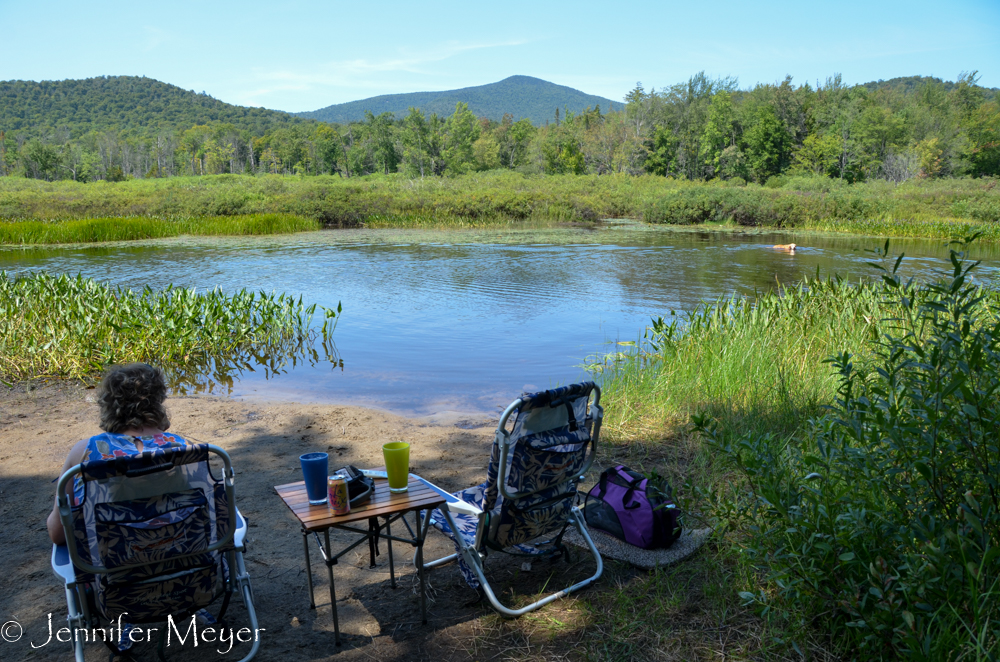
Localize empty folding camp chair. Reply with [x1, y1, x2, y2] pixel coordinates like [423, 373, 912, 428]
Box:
[425, 382, 604, 616]
[50, 443, 259, 662]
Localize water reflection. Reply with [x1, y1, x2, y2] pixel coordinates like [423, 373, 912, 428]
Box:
[2, 226, 997, 416]
[167, 337, 344, 396]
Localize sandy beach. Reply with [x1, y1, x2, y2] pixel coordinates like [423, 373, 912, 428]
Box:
[0, 381, 604, 661]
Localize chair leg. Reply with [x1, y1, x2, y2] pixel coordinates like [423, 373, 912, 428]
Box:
[442, 507, 603, 618]
[65, 585, 87, 662]
[423, 552, 459, 569]
[232, 550, 262, 662]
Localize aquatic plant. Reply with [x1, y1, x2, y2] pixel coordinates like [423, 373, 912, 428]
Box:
[0, 213, 318, 244]
[0, 271, 340, 386]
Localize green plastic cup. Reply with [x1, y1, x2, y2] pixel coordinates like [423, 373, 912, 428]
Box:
[382, 441, 410, 493]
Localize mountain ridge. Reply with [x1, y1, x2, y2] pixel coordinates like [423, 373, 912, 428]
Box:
[0, 75, 309, 137]
[295, 75, 619, 126]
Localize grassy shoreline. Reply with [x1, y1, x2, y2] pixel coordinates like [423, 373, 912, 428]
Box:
[593, 246, 1000, 660]
[0, 172, 997, 244]
[0, 213, 318, 244]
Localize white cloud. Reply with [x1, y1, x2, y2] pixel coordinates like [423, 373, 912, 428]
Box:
[142, 26, 170, 53]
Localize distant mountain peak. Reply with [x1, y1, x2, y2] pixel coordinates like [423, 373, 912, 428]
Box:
[296, 77, 617, 126]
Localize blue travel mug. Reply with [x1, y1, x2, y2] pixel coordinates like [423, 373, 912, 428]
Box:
[300, 452, 329, 505]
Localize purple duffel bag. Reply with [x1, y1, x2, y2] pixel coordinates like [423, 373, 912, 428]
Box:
[583, 465, 681, 549]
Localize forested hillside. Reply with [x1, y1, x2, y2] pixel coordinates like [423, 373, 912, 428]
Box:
[0, 72, 997, 183]
[297, 76, 617, 125]
[863, 75, 999, 96]
[0, 76, 309, 136]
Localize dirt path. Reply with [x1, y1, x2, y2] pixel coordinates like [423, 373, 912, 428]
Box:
[0, 382, 602, 662]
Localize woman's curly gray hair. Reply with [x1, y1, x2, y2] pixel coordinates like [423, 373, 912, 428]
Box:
[96, 363, 171, 433]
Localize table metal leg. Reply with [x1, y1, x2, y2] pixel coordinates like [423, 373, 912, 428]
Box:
[385, 516, 396, 588]
[324, 529, 341, 646]
[368, 518, 378, 568]
[416, 509, 431, 624]
[302, 529, 315, 609]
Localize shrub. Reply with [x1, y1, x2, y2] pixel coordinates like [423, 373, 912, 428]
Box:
[697, 239, 1000, 659]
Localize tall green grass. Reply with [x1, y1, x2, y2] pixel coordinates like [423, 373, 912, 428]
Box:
[596, 243, 1000, 659]
[694, 246, 1000, 659]
[1, 173, 997, 241]
[0, 271, 339, 385]
[594, 274, 891, 444]
[0, 213, 318, 244]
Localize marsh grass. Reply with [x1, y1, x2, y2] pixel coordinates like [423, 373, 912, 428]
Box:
[0, 271, 339, 385]
[584, 269, 908, 659]
[806, 214, 1000, 241]
[594, 274, 892, 445]
[593, 242, 1000, 659]
[693, 244, 1000, 659]
[443, 276, 903, 661]
[1, 173, 997, 241]
[0, 213, 318, 244]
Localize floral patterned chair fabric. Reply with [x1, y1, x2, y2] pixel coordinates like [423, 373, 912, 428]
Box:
[52, 444, 260, 662]
[428, 382, 605, 615]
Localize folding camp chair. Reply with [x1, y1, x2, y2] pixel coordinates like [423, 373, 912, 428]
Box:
[425, 382, 604, 617]
[50, 443, 260, 662]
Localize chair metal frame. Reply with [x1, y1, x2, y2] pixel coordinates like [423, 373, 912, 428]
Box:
[425, 385, 605, 617]
[50, 443, 260, 662]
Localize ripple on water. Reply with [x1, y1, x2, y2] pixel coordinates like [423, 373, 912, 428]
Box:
[2, 227, 997, 416]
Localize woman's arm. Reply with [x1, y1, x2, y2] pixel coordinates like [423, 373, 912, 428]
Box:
[47, 439, 90, 545]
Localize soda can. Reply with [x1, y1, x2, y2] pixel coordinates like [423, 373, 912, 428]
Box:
[328, 474, 350, 515]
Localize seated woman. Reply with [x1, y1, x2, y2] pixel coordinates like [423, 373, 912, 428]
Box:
[47, 363, 187, 545]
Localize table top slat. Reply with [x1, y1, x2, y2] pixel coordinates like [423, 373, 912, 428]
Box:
[274, 473, 447, 530]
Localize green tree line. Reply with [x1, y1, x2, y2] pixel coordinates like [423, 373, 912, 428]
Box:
[2, 72, 997, 182]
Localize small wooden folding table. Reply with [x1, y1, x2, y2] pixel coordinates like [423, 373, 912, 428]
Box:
[274, 472, 447, 645]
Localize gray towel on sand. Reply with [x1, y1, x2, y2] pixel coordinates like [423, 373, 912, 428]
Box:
[563, 527, 711, 570]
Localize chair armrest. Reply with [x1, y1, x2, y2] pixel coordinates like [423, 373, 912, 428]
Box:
[415, 476, 485, 517]
[441, 498, 484, 518]
[234, 509, 248, 548]
[51, 544, 76, 584]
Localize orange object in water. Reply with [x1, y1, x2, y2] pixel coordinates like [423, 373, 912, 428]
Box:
[773, 243, 797, 251]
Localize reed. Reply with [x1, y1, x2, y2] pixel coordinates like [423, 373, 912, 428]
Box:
[0, 271, 338, 385]
[595, 242, 1000, 659]
[1, 173, 997, 241]
[0, 213, 318, 245]
[594, 274, 892, 444]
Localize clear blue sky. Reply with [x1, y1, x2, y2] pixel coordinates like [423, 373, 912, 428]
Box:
[1, 0, 998, 113]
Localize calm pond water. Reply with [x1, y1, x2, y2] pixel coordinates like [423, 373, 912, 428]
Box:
[4, 223, 999, 417]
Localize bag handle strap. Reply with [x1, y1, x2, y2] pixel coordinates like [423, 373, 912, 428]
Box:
[549, 395, 579, 432]
[615, 466, 645, 510]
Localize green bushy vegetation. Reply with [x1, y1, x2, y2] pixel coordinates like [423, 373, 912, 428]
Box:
[0, 213, 318, 244]
[0, 271, 339, 385]
[1, 173, 997, 242]
[594, 273, 891, 443]
[597, 241, 1000, 658]
[0, 76, 311, 135]
[3, 73, 996, 183]
[641, 176, 1000, 237]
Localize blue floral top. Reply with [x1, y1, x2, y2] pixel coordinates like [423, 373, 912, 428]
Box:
[73, 432, 187, 503]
